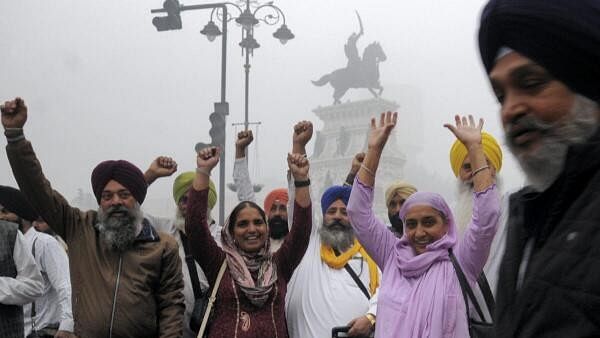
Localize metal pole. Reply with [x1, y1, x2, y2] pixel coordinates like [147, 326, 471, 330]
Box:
[244, 50, 250, 131]
[218, 5, 228, 226]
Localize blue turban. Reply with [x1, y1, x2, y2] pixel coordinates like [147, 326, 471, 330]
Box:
[320, 185, 352, 215]
[479, 0, 600, 102]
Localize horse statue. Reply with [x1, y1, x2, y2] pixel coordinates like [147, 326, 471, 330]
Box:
[312, 12, 387, 104]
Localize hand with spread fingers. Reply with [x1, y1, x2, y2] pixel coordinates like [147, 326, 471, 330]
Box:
[444, 114, 492, 192]
[1, 97, 28, 129]
[444, 114, 484, 148]
[367, 111, 398, 151]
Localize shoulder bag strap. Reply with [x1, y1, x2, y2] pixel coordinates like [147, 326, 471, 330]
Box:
[197, 260, 227, 338]
[334, 248, 370, 300]
[448, 249, 487, 321]
[180, 231, 203, 299]
[477, 271, 496, 318]
[30, 237, 39, 323]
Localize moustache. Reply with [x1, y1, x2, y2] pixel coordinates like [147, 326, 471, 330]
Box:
[106, 205, 132, 218]
[324, 219, 350, 231]
[505, 115, 554, 146]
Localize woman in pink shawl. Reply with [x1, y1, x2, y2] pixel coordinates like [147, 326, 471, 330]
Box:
[347, 112, 500, 337]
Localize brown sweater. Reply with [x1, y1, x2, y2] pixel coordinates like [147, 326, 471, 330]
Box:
[185, 188, 311, 338]
[6, 138, 185, 338]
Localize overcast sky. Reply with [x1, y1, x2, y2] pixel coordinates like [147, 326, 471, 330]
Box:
[0, 0, 524, 217]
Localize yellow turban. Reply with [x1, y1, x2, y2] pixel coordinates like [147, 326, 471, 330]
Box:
[449, 132, 503, 177]
[173, 171, 218, 210]
[385, 181, 417, 206]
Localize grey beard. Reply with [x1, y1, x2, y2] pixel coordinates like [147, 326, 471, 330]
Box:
[96, 203, 143, 252]
[454, 177, 503, 236]
[174, 207, 214, 234]
[506, 95, 599, 191]
[319, 221, 355, 252]
[454, 180, 474, 236]
[174, 209, 186, 233]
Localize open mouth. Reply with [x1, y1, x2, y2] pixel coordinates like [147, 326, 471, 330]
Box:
[508, 126, 545, 148]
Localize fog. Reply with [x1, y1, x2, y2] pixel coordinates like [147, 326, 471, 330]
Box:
[0, 0, 525, 219]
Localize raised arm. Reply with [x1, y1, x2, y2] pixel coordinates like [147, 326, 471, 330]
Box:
[275, 153, 312, 281]
[287, 121, 313, 225]
[348, 112, 399, 268]
[344, 152, 365, 186]
[444, 115, 500, 281]
[233, 130, 256, 202]
[2, 97, 84, 241]
[186, 146, 226, 284]
[144, 156, 178, 186]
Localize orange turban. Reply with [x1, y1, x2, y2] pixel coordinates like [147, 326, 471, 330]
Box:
[264, 188, 288, 213]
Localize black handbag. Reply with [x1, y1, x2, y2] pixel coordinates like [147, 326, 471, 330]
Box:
[180, 232, 227, 337]
[448, 249, 496, 338]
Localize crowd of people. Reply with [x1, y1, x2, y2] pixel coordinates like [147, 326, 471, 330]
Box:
[1, 0, 599, 337]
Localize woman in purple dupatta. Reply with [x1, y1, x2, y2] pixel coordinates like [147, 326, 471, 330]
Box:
[347, 112, 501, 338]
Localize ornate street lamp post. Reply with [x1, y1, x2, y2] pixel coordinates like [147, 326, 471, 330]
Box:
[150, 0, 293, 224]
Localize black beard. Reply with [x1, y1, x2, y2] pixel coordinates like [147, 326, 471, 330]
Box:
[388, 213, 403, 234]
[96, 205, 142, 252]
[269, 216, 289, 240]
[319, 220, 355, 252]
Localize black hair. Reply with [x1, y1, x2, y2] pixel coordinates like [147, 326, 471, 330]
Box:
[227, 201, 267, 233]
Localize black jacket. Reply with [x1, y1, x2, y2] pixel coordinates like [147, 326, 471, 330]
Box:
[495, 130, 600, 338]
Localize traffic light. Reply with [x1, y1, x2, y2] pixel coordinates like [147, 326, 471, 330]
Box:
[152, 0, 182, 31]
[209, 112, 226, 147]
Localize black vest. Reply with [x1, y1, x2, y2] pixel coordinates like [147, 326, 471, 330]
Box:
[0, 221, 25, 338]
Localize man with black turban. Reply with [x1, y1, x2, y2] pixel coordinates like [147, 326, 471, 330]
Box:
[1, 97, 184, 338]
[478, 0, 600, 336]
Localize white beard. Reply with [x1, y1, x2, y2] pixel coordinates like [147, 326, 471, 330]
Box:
[174, 208, 214, 234]
[454, 177, 503, 237]
[174, 209, 186, 233]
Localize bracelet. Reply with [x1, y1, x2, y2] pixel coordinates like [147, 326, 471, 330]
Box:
[471, 165, 490, 177]
[196, 167, 211, 177]
[294, 179, 310, 187]
[360, 164, 375, 177]
[365, 313, 376, 326]
[6, 134, 25, 143]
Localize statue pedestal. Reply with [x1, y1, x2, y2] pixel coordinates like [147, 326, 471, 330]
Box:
[310, 97, 406, 222]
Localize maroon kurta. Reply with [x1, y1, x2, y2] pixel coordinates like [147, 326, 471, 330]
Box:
[186, 189, 311, 338]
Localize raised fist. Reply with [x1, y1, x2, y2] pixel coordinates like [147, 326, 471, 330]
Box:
[197, 146, 220, 172]
[287, 153, 309, 181]
[235, 130, 254, 150]
[1, 97, 28, 129]
[292, 120, 313, 147]
[350, 152, 366, 175]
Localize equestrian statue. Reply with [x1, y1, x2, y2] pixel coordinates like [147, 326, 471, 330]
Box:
[312, 12, 387, 104]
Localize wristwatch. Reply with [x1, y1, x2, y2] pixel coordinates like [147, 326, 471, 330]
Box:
[365, 313, 376, 326]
